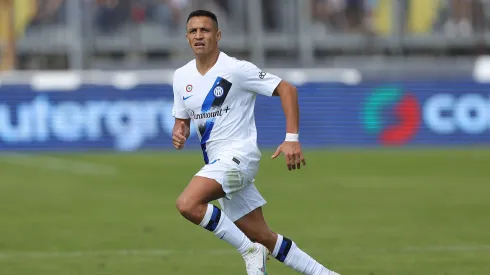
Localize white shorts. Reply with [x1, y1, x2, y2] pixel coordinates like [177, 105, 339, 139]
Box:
[195, 155, 266, 222]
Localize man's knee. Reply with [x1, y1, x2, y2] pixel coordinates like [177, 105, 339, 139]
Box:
[176, 196, 202, 223]
[175, 176, 225, 224]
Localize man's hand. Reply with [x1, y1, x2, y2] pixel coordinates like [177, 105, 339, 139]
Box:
[271, 141, 306, 171]
[172, 121, 189, 150]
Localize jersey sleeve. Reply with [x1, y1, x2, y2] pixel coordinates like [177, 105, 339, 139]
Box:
[172, 72, 190, 119]
[234, 60, 282, 97]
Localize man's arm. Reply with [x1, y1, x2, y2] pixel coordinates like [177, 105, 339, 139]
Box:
[272, 81, 299, 135]
[171, 70, 191, 149]
[173, 118, 191, 138]
[172, 118, 191, 150]
[232, 60, 305, 170]
[271, 81, 305, 170]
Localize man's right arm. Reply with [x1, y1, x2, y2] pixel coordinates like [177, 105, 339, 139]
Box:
[172, 118, 191, 150]
[172, 71, 191, 149]
[173, 118, 191, 139]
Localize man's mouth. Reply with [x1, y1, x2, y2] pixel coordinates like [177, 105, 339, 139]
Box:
[194, 42, 205, 48]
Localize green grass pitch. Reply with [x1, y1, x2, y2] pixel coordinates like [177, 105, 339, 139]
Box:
[0, 148, 489, 275]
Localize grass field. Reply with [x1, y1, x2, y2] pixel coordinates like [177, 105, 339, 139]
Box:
[0, 148, 489, 275]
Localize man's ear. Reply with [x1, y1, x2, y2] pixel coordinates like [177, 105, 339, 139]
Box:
[216, 29, 222, 42]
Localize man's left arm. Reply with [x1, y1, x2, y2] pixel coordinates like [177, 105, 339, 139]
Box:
[271, 81, 306, 171]
[272, 81, 299, 135]
[234, 60, 306, 171]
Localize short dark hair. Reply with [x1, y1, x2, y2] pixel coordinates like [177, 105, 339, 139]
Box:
[186, 10, 219, 28]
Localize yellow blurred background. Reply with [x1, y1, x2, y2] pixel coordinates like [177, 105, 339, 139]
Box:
[0, 0, 36, 70]
[0, 0, 484, 71]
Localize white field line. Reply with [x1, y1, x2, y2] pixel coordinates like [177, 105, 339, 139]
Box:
[1, 245, 489, 260]
[0, 249, 232, 259]
[0, 153, 118, 176]
[403, 245, 490, 252]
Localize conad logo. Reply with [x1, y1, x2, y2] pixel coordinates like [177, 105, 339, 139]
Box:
[424, 94, 490, 134]
[0, 96, 196, 151]
[362, 86, 421, 145]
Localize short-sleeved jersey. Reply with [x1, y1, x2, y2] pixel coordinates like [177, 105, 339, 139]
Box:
[172, 52, 282, 164]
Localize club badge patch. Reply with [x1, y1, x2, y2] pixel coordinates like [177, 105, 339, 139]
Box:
[214, 86, 224, 97]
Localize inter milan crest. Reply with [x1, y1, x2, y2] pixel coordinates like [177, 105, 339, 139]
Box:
[214, 86, 224, 98]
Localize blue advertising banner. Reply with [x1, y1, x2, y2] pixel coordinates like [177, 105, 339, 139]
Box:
[0, 81, 489, 152]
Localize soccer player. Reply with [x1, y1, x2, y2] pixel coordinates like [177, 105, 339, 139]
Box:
[172, 10, 340, 275]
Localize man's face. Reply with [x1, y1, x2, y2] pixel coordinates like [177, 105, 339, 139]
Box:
[186, 16, 221, 56]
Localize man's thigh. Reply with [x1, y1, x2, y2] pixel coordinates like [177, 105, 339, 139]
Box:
[196, 157, 250, 200]
[178, 175, 226, 205]
[178, 156, 250, 208]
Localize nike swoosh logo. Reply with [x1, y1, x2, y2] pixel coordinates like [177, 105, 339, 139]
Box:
[183, 95, 193, 100]
[209, 159, 220, 164]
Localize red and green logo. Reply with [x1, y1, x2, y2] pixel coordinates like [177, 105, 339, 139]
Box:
[362, 86, 421, 145]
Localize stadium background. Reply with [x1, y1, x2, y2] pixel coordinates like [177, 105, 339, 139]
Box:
[0, 1, 489, 275]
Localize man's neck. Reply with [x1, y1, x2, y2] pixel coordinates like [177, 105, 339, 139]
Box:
[195, 49, 220, 75]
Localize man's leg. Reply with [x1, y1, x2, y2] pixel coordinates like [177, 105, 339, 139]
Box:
[175, 176, 254, 255]
[235, 207, 340, 275]
[233, 207, 277, 251]
[176, 175, 269, 274]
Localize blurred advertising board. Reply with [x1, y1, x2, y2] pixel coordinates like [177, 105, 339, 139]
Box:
[0, 70, 488, 152]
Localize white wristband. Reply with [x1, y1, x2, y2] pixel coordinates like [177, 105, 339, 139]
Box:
[285, 133, 299, 142]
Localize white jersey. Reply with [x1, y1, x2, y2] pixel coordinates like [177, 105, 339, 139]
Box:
[172, 52, 282, 165]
